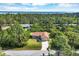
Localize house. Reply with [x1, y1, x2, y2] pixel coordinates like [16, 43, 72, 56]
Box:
[21, 24, 32, 29]
[31, 32, 49, 42]
[31, 32, 49, 51]
[2, 24, 32, 30]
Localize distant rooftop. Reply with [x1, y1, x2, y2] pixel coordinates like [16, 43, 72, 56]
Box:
[21, 24, 32, 28]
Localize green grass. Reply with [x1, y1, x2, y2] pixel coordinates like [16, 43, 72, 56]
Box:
[12, 47, 41, 50]
[13, 39, 42, 50]
[0, 51, 6, 56]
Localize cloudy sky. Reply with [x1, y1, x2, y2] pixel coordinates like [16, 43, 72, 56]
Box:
[0, 3, 79, 12]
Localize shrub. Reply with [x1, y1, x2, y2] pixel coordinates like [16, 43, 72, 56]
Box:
[0, 51, 6, 56]
[24, 39, 42, 50]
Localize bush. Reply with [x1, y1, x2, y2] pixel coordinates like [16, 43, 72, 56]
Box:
[24, 39, 42, 50]
[0, 51, 6, 56]
[0, 47, 6, 56]
[50, 31, 69, 49]
[61, 47, 74, 56]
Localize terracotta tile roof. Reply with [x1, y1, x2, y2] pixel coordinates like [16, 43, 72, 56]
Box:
[31, 32, 49, 41]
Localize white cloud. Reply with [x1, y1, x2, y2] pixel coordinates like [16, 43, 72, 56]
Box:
[32, 3, 48, 6]
[21, 3, 32, 5]
[0, 0, 79, 3]
[0, 6, 30, 11]
[58, 4, 73, 7]
[0, 3, 79, 12]
[21, 3, 49, 6]
[57, 3, 79, 8]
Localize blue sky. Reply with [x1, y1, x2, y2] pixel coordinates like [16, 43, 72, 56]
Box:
[0, 3, 79, 12]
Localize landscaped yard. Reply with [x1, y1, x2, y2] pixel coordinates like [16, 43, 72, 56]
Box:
[12, 39, 42, 50]
[0, 51, 6, 56]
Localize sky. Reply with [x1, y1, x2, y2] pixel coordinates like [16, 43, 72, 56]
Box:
[0, 3, 79, 12]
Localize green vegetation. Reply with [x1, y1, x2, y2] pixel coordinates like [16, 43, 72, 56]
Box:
[24, 39, 41, 50]
[0, 13, 79, 55]
[12, 39, 41, 50]
[49, 25, 79, 55]
[0, 47, 6, 56]
[0, 21, 30, 49]
[0, 51, 6, 56]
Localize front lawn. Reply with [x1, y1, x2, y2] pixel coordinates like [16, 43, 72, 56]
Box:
[12, 39, 42, 50]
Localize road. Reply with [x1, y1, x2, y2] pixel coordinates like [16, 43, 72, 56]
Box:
[3, 50, 48, 56]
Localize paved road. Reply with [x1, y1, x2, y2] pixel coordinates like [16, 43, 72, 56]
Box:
[3, 50, 48, 56]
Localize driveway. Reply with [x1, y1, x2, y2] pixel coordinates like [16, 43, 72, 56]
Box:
[41, 41, 49, 50]
[3, 50, 48, 56]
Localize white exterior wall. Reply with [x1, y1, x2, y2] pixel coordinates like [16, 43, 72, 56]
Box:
[41, 41, 49, 51]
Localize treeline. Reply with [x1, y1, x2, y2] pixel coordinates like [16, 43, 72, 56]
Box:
[0, 13, 79, 32]
[0, 13, 79, 24]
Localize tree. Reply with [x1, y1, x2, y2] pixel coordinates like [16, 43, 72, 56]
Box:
[0, 21, 30, 48]
[0, 15, 6, 31]
[49, 30, 73, 56]
[65, 31, 79, 49]
[50, 31, 69, 49]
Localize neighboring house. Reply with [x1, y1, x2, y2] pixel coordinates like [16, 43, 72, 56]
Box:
[31, 32, 49, 51]
[21, 24, 32, 29]
[2, 26, 10, 30]
[2, 24, 32, 30]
